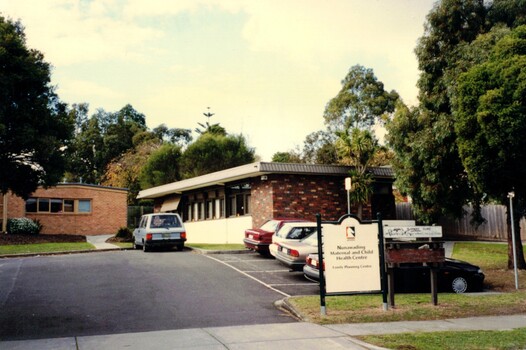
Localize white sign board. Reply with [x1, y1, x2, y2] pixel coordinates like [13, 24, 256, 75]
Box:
[384, 226, 442, 239]
[323, 217, 380, 293]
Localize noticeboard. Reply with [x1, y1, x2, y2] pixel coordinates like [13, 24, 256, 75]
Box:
[384, 226, 442, 239]
[323, 216, 381, 294]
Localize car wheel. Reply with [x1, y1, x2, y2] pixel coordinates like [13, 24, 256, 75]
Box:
[451, 276, 468, 293]
[132, 237, 140, 250]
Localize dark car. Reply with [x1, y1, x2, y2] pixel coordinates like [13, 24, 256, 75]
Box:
[243, 218, 307, 254]
[304, 254, 484, 294]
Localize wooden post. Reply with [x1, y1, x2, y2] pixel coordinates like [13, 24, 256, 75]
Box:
[388, 267, 395, 308]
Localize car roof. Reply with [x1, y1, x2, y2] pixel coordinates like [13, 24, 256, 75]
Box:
[279, 222, 317, 229]
[143, 213, 180, 217]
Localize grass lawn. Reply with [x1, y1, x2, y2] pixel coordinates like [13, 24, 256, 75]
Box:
[0, 242, 95, 255]
[359, 327, 526, 350]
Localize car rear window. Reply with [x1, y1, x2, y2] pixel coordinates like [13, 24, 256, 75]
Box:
[150, 215, 181, 228]
[260, 220, 279, 232]
[286, 227, 317, 239]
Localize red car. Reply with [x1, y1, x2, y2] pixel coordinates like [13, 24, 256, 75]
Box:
[243, 218, 307, 255]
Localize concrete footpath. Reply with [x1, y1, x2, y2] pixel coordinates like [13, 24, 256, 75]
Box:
[1, 315, 526, 350]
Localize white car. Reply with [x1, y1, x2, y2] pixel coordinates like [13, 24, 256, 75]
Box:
[269, 222, 317, 257]
[133, 213, 186, 252]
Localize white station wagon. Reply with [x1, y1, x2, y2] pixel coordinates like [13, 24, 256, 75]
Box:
[133, 213, 187, 252]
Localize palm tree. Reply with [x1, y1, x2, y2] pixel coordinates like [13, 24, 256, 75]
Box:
[336, 128, 379, 218]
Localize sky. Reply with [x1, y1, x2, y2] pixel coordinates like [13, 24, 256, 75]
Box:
[1, 0, 436, 161]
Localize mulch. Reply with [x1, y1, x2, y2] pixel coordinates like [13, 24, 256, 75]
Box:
[0, 233, 86, 245]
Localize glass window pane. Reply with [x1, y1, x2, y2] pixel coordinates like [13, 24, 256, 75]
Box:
[38, 198, 50, 212]
[25, 198, 37, 213]
[64, 200, 74, 212]
[50, 198, 63, 213]
[78, 200, 91, 213]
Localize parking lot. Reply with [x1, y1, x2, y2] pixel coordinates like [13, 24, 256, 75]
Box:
[206, 251, 320, 297]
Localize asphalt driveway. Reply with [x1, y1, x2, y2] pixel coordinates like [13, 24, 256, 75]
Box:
[0, 250, 295, 341]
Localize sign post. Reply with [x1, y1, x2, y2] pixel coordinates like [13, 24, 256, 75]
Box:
[508, 191, 519, 290]
[344, 177, 351, 215]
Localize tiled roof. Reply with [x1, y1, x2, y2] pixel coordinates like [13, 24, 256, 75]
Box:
[137, 162, 394, 199]
[258, 162, 393, 178]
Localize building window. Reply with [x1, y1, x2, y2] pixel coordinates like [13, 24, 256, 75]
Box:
[25, 198, 92, 214]
[64, 200, 74, 213]
[25, 198, 37, 212]
[78, 200, 91, 213]
[227, 182, 251, 217]
[50, 198, 63, 213]
[206, 200, 214, 219]
[38, 198, 50, 212]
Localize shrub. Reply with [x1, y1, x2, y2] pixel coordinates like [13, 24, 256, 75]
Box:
[7, 218, 42, 235]
[115, 226, 132, 240]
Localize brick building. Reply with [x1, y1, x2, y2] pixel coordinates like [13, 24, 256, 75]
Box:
[1, 183, 128, 235]
[137, 162, 395, 244]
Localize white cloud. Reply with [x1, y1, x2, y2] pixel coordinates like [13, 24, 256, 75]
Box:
[2, 0, 163, 65]
[0, 0, 435, 160]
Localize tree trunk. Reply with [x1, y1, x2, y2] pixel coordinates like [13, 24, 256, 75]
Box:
[506, 201, 526, 270]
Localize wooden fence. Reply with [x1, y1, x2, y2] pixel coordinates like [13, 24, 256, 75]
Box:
[396, 203, 526, 241]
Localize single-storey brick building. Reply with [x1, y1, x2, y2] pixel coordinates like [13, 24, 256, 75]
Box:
[1, 183, 128, 235]
[137, 162, 395, 244]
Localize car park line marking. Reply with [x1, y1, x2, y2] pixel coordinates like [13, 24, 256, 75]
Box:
[243, 270, 291, 273]
[205, 255, 291, 298]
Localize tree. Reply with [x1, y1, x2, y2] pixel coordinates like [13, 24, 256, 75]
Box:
[335, 128, 379, 218]
[388, 0, 488, 224]
[151, 124, 192, 146]
[387, 0, 526, 268]
[0, 17, 73, 198]
[301, 130, 338, 164]
[180, 133, 255, 178]
[454, 25, 526, 268]
[66, 104, 148, 183]
[323, 65, 399, 132]
[102, 141, 161, 204]
[323, 65, 398, 217]
[66, 116, 105, 183]
[102, 104, 147, 166]
[139, 143, 182, 189]
[272, 150, 303, 163]
[195, 107, 226, 136]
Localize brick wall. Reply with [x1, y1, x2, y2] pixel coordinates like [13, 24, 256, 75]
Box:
[249, 174, 375, 228]
[4, 185, 127, 236]
[251, 177, 274, 228]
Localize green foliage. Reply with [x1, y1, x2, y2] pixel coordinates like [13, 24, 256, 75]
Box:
[101, 140, 161, 204]
[115, 226, 132, 240]
[139, 143, 182, 189]
[387, 0, 526, 224]
[180, 133, 255, 178]
[7, 218, 41, 235]
[67, 104, 148, 184]
[271, 151, 303, 163]
[335, 128, 378, 214]
[301, 130, 338, 164]
[0, 16, 74, 198]
[323, 64, 399, 131]
[454, 26, 526, 200]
